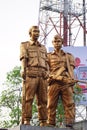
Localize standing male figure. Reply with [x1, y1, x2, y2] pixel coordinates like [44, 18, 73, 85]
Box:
[47, 35, 75, 128]
[20, 26, 48, 126]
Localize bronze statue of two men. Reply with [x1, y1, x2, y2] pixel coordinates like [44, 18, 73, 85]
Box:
[20, 25, 75, 128]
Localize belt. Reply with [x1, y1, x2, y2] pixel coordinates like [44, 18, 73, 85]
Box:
[27, 66, 46, 71]
[26, 67, 47, 78]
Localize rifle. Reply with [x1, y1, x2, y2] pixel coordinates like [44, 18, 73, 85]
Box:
[72, 79, 87, 85]
[61, 77, 87, 85]
[47, 66, 65, 84]
[47, 67, 87, 86]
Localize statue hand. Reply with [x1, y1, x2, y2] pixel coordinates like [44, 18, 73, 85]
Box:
[21, 71, 26, 79]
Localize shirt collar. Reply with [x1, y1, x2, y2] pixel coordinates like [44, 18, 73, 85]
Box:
[29, 39, 41, 46]
[52, 49, 66, 55]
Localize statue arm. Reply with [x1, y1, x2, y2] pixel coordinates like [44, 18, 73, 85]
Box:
[20, 42, 28, 79]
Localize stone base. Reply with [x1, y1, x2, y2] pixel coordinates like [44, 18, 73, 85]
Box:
[21, 125, 68, 130]
[8, 125, 77, 130]
[7, 120, 87, 130]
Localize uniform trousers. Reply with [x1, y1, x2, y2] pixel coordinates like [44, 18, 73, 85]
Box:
[47, 81, 75, 126]
[22, 76, 48, 122]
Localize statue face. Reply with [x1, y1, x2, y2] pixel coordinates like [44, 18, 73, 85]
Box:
[31, 27, 40, 40]
[52, 38, 62, 49]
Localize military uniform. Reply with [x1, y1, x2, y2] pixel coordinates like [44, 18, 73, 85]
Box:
[47, 49, 75, 126]
[20, 40, 48, 125]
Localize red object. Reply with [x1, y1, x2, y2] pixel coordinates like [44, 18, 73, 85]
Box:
[75, 57, 81, 67]
[80, 84, 87, 93]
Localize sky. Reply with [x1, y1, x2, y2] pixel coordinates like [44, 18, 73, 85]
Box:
[0, 0, 40, 87]
[0, 0, 86, 88]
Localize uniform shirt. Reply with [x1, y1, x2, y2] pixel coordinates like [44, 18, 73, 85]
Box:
[20, 40, 48, 70]
[47, 49, 75, 77]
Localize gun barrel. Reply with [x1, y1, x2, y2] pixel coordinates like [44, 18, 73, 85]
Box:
[76, 79, 87, 84]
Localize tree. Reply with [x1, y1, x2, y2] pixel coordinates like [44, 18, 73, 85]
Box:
[0, 66, 38, 128]
[0, 66, 22, 128]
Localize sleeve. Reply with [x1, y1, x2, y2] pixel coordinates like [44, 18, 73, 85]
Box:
[20, 42, 28, 61]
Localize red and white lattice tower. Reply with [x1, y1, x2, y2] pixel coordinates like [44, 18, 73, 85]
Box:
[38, 0, 87, 46]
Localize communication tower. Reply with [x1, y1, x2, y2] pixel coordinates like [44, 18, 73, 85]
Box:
[38, 0, 87, 46]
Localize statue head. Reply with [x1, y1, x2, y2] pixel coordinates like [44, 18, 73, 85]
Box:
[29, 26, 39, 37]
[52, 34, 63, 49]
[52, 34, 63, 44]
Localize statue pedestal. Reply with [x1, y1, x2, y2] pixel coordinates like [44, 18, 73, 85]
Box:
[8, 121, 87, 130]
[21, 125, 67, 130]
[8, 125, 77, 130]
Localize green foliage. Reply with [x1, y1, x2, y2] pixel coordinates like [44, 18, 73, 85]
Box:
[74, 83, 84, 103]
[4, 66, 22, 87]
[56, 98, 64, 127]
[0, 66, 22, 128]
[31, 99, 39, 126]
[0, 66, 38, 128]
[32, 99, 38, 115]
